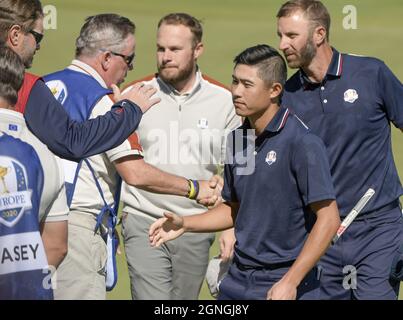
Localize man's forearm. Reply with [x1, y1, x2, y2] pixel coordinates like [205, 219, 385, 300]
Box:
[40, 221, 68, 269]
[115, 156, 190, 196]
[183, 202, 235, 233]
[132, 163, 189, 196]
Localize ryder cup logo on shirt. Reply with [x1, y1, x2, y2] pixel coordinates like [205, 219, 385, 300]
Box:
[197, 118, 209, 129]
[0, 157, 32, 228]
[344, 89, 359, 103]
[265, 151, 277, 166]
[46, 80, 68, 104]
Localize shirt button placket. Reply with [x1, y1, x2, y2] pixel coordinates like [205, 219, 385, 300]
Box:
[320, 85, 329, 112]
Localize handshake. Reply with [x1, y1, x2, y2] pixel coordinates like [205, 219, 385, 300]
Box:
[192, 175, 224, 208]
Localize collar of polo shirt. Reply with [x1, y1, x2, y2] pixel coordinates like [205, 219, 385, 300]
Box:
[299, 47, 344, 90]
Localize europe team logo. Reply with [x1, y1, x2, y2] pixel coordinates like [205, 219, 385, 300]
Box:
[0, 157, 32, 228]
[46, 80, 68, 104]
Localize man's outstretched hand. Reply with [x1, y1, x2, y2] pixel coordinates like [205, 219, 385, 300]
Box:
[149, 212, 185, 247]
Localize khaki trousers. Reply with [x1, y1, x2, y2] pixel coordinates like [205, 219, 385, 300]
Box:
[53, 211, 107, 300]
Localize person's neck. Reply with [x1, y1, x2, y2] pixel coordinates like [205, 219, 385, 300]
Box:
[74, 57, 110, 88]
[75, 56, 93, 70]
[0, 98, 14, 110]
[248, 103, 280, 136]
[302, 44, 333, 83]
[171, 69, 198, 95]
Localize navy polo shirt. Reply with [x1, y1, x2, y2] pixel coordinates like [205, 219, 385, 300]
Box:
[283, 48, 403, 217]
[222, 107, 336, 267]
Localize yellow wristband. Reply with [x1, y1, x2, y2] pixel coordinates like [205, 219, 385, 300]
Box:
[187, 179, 196, 199]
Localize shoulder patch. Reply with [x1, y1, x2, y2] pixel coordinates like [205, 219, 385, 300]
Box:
[202, 75, 230, 91]
[45, 80, 68, 105]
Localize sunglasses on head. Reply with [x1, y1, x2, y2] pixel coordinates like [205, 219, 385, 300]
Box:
[29, 30, 44, 45]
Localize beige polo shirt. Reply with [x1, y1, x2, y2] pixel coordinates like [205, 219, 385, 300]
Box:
[121, 70, 241, 220]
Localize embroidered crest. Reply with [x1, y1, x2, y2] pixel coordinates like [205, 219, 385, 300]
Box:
[265, 151, 277, 166]
[344, 89, 358, 103]
[197, 118, 209, 129]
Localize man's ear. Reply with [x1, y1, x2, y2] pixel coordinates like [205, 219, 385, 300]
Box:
[270, 82, 283, 100]
[193, 42, 204, 60]
[8, 25, 23, 47]
[313, 25, 327, 46]
[100, 51, 112, 71]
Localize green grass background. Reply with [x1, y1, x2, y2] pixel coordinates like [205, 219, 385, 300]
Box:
[33, 0, 403, 299]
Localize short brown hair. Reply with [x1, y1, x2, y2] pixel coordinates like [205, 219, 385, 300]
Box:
[158, 13, 203, 48]
[277, 0, 331, 41]
[0, 0, 44, 42]
[0, 45, 25, 105]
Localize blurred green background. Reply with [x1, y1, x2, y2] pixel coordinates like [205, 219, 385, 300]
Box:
[34, 0, 403, 300]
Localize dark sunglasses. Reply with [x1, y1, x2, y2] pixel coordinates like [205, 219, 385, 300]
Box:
[105, 50, 135, 67]
[29, 30, 44, 45]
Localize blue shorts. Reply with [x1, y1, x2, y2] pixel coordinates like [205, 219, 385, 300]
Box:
[318, 204, 403, 300]
[217, 261, 320, 300]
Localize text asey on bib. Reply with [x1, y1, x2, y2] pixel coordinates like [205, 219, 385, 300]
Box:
[0, 231, 48, 275]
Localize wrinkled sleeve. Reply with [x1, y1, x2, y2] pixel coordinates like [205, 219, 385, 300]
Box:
[377, 61, 403, 129]
[24, 80, 143, 161]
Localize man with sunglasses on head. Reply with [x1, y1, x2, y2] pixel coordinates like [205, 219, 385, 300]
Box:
[44, 14, 221, 300]
[0, 0, 159, 161]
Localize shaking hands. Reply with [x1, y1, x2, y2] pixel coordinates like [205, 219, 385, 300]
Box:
[196, 175, 224, 208]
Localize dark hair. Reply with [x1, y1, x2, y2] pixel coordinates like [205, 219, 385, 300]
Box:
[0, 0, 44, 42]
[75, 14, 135, 57]
[158, 13, 203, 48]
[277, 0, 331, 41]
[0, 45, 25, 105]
[234, 44, 287, 87]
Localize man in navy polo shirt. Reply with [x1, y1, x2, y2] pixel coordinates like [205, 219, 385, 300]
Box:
[277, 0, 403, 299]
[148, 44, 340, 300]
